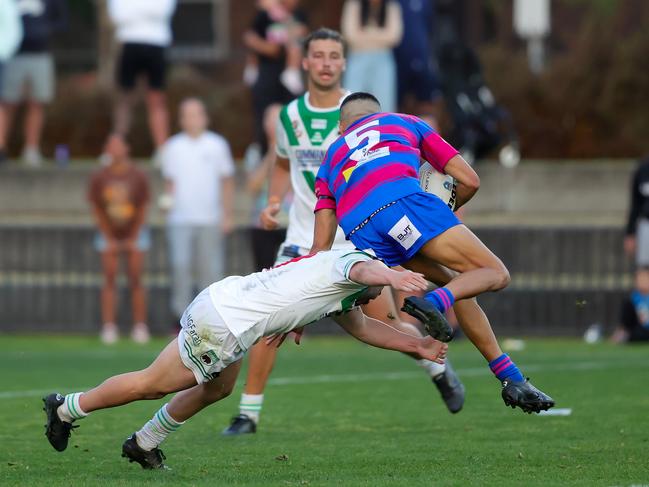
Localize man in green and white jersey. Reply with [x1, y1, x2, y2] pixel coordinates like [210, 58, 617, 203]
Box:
[220, 28, 465, 436]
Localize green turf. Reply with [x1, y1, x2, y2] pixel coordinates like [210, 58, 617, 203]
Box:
[0, 335, 647, 487]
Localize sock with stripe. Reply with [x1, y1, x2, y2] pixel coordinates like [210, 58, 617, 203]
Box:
[425, 287, 455, 313]
[57, 392, 89, 423]
[239, 393, 263, 424]
[489, 353, 525, 383]
[135, 404, 184, 451]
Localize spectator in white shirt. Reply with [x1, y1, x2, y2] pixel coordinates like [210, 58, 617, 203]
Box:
[161, 98, 235, 324]
[108, 0, 176, 159]
[0, 0, 23, 164]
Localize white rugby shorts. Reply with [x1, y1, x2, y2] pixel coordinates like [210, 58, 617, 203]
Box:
[177, 288, 244, 384]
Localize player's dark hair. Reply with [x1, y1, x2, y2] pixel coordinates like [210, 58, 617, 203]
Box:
[303, 28, 347, 54]
[340, 92, 382, 113]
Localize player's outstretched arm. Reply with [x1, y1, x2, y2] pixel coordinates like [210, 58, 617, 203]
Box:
[335, 309, 447, 363]
[349, 260, 429, 293]
[443, 155, 481, 209]
[311, 208, 339, 252]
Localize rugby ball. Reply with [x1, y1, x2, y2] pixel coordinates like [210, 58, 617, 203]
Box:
[419, 161, 458, 210]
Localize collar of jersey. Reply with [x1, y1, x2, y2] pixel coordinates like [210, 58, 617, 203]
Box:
[344, 112, 380, 134]
[303, 90, 350, 113]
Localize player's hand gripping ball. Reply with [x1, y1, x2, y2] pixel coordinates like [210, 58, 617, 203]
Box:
[419, 161, 458, 211]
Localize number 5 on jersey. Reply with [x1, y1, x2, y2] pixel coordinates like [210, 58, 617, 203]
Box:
[342, 120, 390, 181]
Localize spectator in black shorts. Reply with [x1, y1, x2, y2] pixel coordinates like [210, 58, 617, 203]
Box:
[244, 0, 308, 154]
[108, 0, 177, 160]
[393, 0, 442, 125]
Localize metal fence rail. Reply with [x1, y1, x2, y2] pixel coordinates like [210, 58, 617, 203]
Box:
[0, 225, 631, 336]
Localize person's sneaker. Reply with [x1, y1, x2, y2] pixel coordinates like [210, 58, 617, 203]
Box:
[221, 414, 256, 436]
[100, 326, 119, 345]
[122, 433, 167, 469]
[43, 393, 78, 452]
[501, 378, 555, 414]
[401, 296, 454, 342]
[22, 146, 43, 167]
[0, 148, 7, 165]
[432, 360, 465, 414]
[131, 325, 151, 344]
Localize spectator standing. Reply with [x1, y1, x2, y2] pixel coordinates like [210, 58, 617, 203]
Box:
[161, 98, 235, 326]
[624, 155, 649, 265]
[88, 135, 151, 344]
[108, 0, 176, 160]
[0, 0, 67, 167]
[244, 0, 308, 154]
[341, 0, 402, 113]
[393, 0, 442, 122]
[0, 0, 23, 164]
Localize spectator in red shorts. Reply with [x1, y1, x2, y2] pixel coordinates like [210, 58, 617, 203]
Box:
[88, 134, 151, 344]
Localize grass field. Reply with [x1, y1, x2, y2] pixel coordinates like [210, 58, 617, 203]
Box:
[0, 335, 647, 487]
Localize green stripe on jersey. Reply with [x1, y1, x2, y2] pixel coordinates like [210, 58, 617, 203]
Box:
[280, 105, 299, 146]
[296, 96, 339, 147]
[302, 170, 316, 193]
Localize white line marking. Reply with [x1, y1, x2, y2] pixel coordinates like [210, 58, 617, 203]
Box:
[1, 359, 647, 400]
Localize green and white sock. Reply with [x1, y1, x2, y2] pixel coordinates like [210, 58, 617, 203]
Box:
[239, 393, 263, 423]
[57, 392, 88, 423]
[136, 404, 184, 451]
[417, 359, 446, 379]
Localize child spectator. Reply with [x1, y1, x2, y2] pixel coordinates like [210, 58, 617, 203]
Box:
[88, 134, 151, 344]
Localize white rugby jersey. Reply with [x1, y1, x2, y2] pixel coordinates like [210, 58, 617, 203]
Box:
[208, 250, 372, 350]
[276, 91, 352, 249]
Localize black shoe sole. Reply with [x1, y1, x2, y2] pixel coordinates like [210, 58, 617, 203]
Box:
[401, 297, 454, 342]
[502, 391, 555, 414]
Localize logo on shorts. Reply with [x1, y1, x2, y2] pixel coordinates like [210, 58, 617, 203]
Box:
[200, 350, 219, 366]
[388, 216, 422, 250]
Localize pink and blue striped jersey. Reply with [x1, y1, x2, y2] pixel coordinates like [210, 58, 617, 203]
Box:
[314, 113, 459, 235]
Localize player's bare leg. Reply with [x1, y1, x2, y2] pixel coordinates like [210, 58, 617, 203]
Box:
[43, 338, 198, 452]
[417, 224, 510, 300]
[405, 260, 502, 361]
[403, 256, 554, 414]
[390, 285, 465, 413]
[222, 340, 280, 435]
[121, 361, 243, 469]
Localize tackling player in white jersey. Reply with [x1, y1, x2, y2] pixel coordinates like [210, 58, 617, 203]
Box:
[42, 250, 447, 469]
[223, 28, 465, 436]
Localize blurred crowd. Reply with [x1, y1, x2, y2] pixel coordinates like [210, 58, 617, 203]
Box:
[0, 0, 644, 344]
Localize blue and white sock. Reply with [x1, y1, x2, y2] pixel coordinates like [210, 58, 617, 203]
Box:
[136, 404, 184, 451]
[425, 287, 455, 313]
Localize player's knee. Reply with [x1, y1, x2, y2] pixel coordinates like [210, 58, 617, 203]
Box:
[492, 264, 510, 291]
